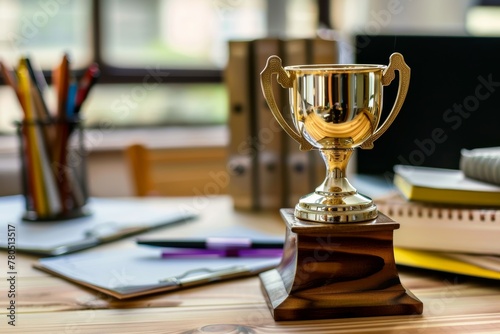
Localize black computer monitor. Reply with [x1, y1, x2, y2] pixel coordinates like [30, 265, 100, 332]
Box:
[354, 35, 500, 175]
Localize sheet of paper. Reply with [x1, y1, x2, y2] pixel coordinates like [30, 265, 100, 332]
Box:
[0, 195, 194, 254]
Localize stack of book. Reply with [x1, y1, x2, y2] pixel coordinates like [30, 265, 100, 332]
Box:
[378, 149, 500, 279]
[225, 38, 339, 211]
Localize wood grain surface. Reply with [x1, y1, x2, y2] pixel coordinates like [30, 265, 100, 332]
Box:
[1, 196, 500, 333]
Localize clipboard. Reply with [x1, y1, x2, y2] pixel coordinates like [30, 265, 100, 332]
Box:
[34, 245, 281, 299]
[0, 195, 195, 256]
[33, 226, 284, 299]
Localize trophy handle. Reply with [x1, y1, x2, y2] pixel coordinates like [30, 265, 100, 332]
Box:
[260, 56, 313, 151]
[361, 52, 410, 149]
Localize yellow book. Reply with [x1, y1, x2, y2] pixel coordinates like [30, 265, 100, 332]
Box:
[393, 164, 500, 206]
[395, 248, 500, 280]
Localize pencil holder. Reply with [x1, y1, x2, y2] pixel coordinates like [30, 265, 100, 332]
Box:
[17, 119, 90, 221]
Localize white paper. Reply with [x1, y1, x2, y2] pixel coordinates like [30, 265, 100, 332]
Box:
[0, 195, 193, 254]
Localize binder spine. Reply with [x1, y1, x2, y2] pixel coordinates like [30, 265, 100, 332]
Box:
[282, 39, 313, 207]
[226, 38, 341, 211]
[226, 41, 258, 210]
[254, 38, 285, 210]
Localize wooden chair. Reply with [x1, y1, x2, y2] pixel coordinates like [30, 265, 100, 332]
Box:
[124, 143, 228, 197]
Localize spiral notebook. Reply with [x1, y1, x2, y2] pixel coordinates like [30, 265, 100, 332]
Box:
[375, 192, 500, 255]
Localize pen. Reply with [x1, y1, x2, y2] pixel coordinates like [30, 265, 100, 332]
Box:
[137, 237, 284, 250]
[74, 62, 100, 115]
[161, 248, 283, 258]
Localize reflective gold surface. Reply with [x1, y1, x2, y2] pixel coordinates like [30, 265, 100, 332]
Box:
[288, 65, 383, 149]
[260, 53, 410, 223]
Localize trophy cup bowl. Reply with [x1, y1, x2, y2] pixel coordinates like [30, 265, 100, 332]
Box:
[261, 52, 410, 223]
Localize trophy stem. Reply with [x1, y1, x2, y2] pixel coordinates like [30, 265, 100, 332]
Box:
[295, 148, 377, 223]
[316, 148, 357, 196]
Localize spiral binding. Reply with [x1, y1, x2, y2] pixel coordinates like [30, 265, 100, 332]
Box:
[376, 193, 500, 223]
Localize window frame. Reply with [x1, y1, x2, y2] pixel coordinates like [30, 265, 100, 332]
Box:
[1, 0, 330, 86]
[91, 0, 223, 84]
[91, 0, 330, 84]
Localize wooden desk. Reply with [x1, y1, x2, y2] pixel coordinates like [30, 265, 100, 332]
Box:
[1, 196, 500, 333]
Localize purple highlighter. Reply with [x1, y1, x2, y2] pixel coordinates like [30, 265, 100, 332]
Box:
[161, 248, 283, 258]
[137, 236, 284, 258]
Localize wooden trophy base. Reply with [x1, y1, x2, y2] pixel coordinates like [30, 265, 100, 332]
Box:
[260, 209, 423, 321]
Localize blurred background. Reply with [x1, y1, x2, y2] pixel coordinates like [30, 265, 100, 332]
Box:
[1, 0, 499, 197]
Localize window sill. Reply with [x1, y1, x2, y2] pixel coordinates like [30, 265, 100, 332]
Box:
[0, 125, 228, 154]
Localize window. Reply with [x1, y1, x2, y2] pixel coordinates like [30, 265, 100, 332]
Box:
[101, 0, 267, 69]
[0, 0, 92, 68]
[0, 0, 92, 133]
[0, 0, 319, 134]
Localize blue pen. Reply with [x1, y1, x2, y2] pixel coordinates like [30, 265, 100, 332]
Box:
[66, 82, 77, 118]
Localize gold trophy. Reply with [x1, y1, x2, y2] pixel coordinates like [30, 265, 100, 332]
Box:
[259, 53, 423, 320]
